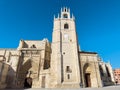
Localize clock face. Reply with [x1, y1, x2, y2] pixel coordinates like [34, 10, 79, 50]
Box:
[64, 34, 69, 40]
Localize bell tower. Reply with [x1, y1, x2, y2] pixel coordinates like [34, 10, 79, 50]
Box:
[50, 7, 81, 88]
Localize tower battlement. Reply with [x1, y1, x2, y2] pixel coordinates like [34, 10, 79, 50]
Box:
[54, 7, 75, 20]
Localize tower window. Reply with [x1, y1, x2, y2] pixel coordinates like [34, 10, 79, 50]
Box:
[65, 8, 66, 12]
[64, 23, 69, 29]
[67, 74, 70, 79]
[63, 14, 68, 18]
[66, 66, 72, 73]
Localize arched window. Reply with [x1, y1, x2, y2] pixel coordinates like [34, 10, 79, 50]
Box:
[30, 44, 36, 48]
[64, 23, 69, 29]
[63, 14, 68, 18]
[65, 8, 67, 12]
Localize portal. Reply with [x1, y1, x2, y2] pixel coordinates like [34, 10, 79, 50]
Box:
[85, 73, 91, 87]
[24, 77, 32, 88]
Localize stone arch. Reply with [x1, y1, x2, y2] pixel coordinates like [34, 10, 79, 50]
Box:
[83, 63, 92, 87]
[63, 13, 68, 18]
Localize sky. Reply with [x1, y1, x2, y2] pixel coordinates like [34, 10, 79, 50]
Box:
[0, 0, 120, 69]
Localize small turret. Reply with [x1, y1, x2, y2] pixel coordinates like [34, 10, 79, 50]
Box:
[17, 40, 24, 50]
[61, 7, 70, 19]
[54, 7, 75, 20]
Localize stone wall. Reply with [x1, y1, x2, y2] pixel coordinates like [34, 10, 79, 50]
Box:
[0, 62, 9, 89]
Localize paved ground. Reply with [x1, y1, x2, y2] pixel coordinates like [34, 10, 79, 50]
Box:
[24, 85, 120, 90]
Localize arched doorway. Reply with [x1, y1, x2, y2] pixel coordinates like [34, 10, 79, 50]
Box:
[24, 77, 32, 88]
[84, 63, 91, 87]
[85, 73, 91, 87]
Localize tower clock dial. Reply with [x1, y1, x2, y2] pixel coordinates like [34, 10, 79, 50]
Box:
[64, 34, 69, 40]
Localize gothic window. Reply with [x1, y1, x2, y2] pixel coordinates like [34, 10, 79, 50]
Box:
[63, 14, 68, 18]
[64, 23, 69, 29]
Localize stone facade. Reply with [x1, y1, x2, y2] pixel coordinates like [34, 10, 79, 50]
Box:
[113, 69, 120, 84]
[79, 52, 102, 87]
[0, 8, 114, 89]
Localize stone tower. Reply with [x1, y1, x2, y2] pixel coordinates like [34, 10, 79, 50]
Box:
[50, 7, 81, 88]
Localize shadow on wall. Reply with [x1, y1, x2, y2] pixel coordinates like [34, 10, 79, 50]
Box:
[0, 61, 23, 89]
[5, 65, 16, 88]
[4, 62, 26, 89]
[99, 65, 115, 86]
[17, 59, 33, 89]
[5, 58, 34, 89]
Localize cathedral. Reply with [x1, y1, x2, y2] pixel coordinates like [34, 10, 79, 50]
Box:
[0, 8, 115, 89]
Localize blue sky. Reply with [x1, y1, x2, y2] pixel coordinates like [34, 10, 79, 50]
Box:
[0, 0, 120, 69]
